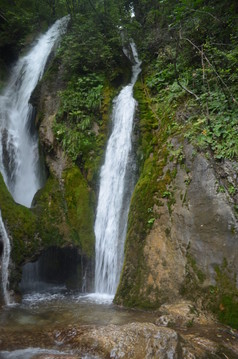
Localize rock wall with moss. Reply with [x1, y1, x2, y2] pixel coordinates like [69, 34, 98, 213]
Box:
[113, 0, 238, 329]
[115, 73, 238, 328]
[0, 165, 95, 289]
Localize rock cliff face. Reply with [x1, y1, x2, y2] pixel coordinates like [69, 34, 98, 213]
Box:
[32, 59, 69, 179]
[172, 144, 238, 287]
[115, 81, 238, 327]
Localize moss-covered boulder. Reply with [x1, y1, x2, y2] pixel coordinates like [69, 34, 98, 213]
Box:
[62, 166, 95, 257]
[0, 174, 37, 266]
[0, 163, 95, 292]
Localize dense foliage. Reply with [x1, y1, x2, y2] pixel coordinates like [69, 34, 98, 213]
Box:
[130, 0, 238, 160]
[0, 0, 65, 60]
[53, 74, 104, 161]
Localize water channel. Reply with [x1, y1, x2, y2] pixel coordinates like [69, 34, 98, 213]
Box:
[0, 292, 154, 358]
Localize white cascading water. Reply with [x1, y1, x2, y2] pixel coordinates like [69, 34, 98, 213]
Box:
[94, 42, 141, 296]
[0, 210, 11, 305]
[0, 16, 69, 208]
[0, 17, 68, 305]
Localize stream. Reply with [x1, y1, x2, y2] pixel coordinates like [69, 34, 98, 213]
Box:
[0, 292, 154, 358]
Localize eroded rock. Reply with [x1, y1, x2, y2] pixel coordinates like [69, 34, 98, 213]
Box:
[155, 300, 215, 327]
[115, 139, 238, 315]
[59, 323, 180, 359]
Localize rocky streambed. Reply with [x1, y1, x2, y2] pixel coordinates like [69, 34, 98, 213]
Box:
[0, 300, 237, 359]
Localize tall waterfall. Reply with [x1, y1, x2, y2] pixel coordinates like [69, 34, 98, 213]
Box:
[94, 42, 141, 295]
[0, 211, 11, 305]
[0, 16, 69, 208]
[0, 17, 68, 306]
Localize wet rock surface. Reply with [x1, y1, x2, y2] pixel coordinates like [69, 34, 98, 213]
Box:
[116, 140, 238, 309]
[32, 355, 82, 359]
[156, 300, 215, 327]
[175, 144, 238, 285]
[1, 302, 238, 359]
[72, 323, 179, 359]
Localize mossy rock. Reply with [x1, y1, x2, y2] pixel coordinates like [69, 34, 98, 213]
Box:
[33, 174, 66, 249]
[211, 262, 238, 329]
[32, 166, 95, 258]
[62, 166, 95, 257]
[84, 82, 115, 186]
[115, 80, 175, 308]
[0, 173, 37, 265]
[0, 164, 95, 291]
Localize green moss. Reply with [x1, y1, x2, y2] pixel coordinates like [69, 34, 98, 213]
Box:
[212, 261, 238, 329]
[179, 250, 207, 301]
[63, 166, 95, 257]
[165, 227, 171, 237]
[187, 253, 206, 284]
[84, 82, 115, 185]
[115, 79, 179, 308]
[181, 254, 238, 329]
[217, 294, 238, 328]
[0, 162, 96, 291]
[33, 166, 95, 258]
[0, 173, 37, 265]
[33, 174, 66, 248]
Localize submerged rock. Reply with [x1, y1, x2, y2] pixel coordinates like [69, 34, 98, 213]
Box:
[32, 355, 80, 359]
[59, 322, 179, 359]
[53, 319, 238, 359]
[1, 301, 238, 359]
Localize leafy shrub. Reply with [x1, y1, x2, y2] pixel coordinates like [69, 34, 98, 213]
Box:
[53, 74, 104, 161]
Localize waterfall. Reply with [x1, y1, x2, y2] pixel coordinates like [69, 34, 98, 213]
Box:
[0, 16, 69, 208]
[0, 17, 69, 305]
[0, 211, 12, 305]
[94, 42, 141, 295]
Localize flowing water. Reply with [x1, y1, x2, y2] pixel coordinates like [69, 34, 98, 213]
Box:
[0, 17, 69, 307]
[94, 42, 141, 295]
[0, 292, 154, 358]
[0, 16, 69, 208]
[0, 211, 12, 306]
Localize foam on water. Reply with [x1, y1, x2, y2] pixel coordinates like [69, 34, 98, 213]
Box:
[0, 210, 12, 305]
[0, 348, 75, 359]
[22, 288, 67, 306]
[76, 293, 114, 305]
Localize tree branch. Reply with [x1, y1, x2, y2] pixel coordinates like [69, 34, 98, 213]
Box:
[0, 11, 8, 23]
[179, 30, 238, 104]
[201, 45, 210, 119]
[174, 35, 199, 101]
[189, 8, 222, 23]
